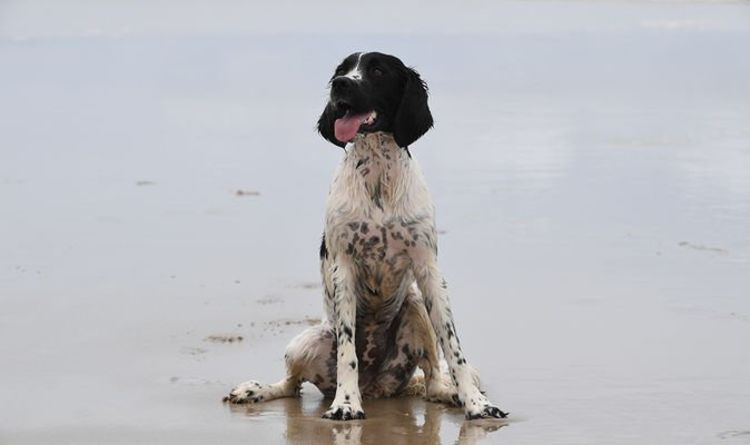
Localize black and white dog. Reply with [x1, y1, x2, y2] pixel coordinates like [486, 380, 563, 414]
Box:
[224, 52, 507, 421]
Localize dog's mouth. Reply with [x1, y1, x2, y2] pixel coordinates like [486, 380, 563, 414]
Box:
[333, 102, 378, 143]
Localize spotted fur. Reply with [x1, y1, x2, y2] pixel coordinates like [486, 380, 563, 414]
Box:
[224, 52, 507, 421]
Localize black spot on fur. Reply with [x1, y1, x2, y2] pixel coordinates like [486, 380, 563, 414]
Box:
[342, 325, 353, 339]
[319, 234, 328, 260]
[466, 406, 509, 420]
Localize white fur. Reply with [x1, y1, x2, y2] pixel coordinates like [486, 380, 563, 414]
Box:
[322, 132, 505, 420]
[226, 130, 506, 421]
[225, 378, 296, 404]
[322, 257, 365, 419]
[343, 52, 364, 81]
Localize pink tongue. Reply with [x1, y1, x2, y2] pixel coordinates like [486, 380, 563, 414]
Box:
[334, 112, 369, 143]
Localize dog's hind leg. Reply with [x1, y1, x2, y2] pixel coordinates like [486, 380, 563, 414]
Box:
[409, 289, 460, 406]
[405, 284, 461, 406]
[223, 377, 297, 404]
[403, 360, 464, 406]
[224, 322, 338, 404]
[284, 321, 339, 397]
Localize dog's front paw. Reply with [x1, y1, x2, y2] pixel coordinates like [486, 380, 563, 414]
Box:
[222, 380, 266, 404]
[322, 402, 366, 421]
[463, 393, 508, 420]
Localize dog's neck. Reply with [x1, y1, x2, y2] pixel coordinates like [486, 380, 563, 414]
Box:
[346, 132, 409, 209]
[349, 131, 401, 158]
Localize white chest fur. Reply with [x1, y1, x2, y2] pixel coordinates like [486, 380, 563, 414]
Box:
[324, 132, 437, 299]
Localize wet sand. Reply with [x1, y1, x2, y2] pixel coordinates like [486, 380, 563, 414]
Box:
[1, 1, 750, 444]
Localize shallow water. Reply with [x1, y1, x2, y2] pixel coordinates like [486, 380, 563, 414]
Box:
[1, 1, 749, 444]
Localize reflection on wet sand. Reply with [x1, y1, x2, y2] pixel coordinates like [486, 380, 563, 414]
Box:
[228, 393, 508, 445]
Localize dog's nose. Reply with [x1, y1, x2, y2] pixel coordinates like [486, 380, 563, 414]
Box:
[331, 76, 354, 95]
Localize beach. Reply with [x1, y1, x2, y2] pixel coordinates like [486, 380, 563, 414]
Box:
[1, 1, 749, 443]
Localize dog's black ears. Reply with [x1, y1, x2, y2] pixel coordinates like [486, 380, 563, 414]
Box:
[317, 102, 346, 148]
[393, 67, 433, 149]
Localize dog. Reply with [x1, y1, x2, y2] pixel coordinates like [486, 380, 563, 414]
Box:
[224, 52, 507, 421]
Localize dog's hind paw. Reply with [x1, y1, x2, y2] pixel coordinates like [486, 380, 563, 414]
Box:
[425, 391, 462, 407]
[465, 402, 509, 420]
[322, 402, 366, 421]
[223, 380, 266, 404]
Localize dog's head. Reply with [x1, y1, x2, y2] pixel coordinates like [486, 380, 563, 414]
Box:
[317, 52, 433, 149]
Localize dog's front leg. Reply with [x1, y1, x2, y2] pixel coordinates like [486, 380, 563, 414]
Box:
[414, 259, 508, 420]
[322, 258, 365, 420]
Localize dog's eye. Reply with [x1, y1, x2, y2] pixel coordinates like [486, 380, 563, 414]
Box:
[372, 67, 383, 77]
[334, 66, 346, 76]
